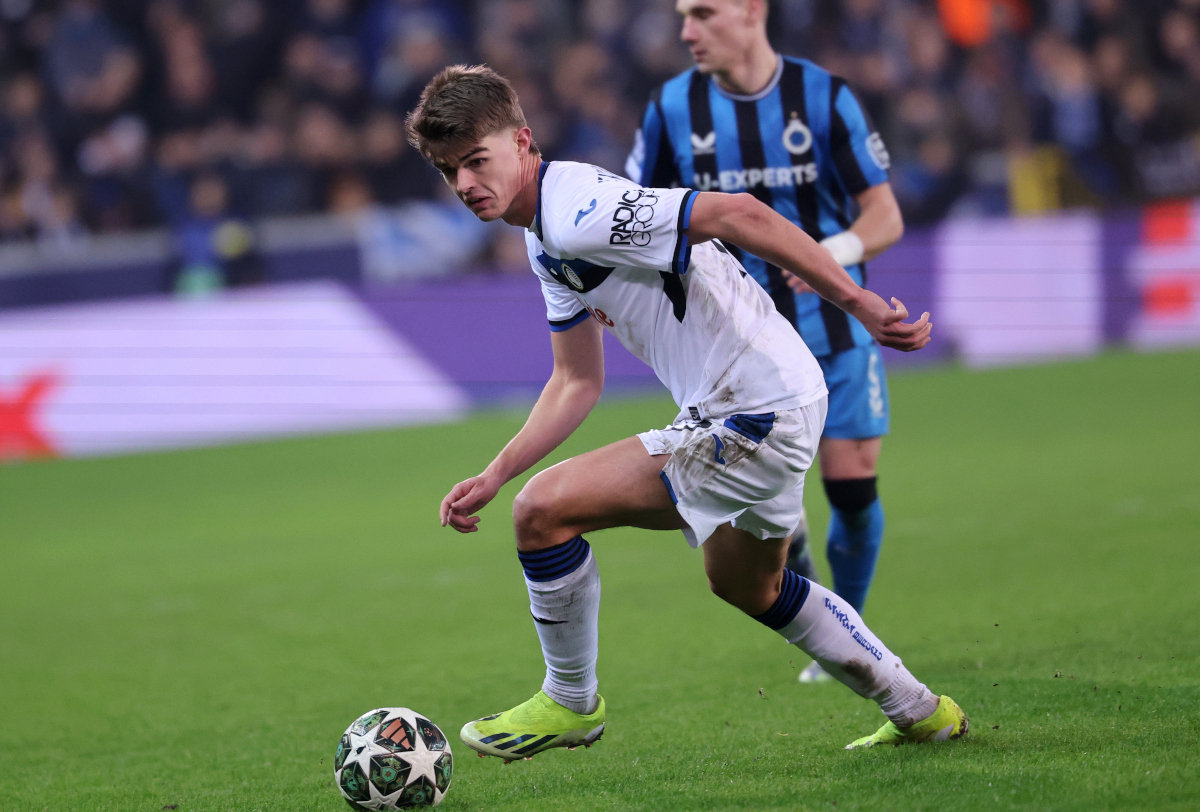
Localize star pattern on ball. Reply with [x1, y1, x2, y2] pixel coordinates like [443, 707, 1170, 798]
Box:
[344, 727, 382, 775]
[335, 708, 452, 809]
[396, 741, 440, 781]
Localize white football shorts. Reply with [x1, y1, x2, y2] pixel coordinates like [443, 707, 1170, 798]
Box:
[638, 398, 827, 547]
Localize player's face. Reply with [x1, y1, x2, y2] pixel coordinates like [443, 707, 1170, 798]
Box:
[677, 0, 761, 74]
[435, 129, 527, 222]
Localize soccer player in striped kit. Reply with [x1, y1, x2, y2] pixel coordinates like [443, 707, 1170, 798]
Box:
[628, 0, 904, 683]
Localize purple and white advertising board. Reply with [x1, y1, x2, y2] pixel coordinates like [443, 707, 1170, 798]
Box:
[937, 214, 1104, 367]
[0, 281, 466, 459]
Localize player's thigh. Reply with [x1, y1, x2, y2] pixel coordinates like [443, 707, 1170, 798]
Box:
[702, 523, 790, 614]
[513, 436, 684, 548]
[819, 436, 882, 478]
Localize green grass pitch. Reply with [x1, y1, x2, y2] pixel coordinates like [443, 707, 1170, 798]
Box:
[2, 349, 1198, 811]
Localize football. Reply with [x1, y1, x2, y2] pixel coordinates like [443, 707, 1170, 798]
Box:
[334, 708, 453, 809]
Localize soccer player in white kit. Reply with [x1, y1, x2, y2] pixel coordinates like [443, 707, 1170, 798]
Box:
[408, 65, 968, 759]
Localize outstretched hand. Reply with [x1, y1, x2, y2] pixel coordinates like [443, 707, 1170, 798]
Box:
[439, 473, 502, 533]
[858, 293, 932, 352]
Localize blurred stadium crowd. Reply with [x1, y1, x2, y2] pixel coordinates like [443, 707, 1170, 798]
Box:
[1, 0, 1199, 247]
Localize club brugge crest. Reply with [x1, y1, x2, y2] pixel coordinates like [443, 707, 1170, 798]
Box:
[782, 116, 812, 156]
[562, 263, 584, 290]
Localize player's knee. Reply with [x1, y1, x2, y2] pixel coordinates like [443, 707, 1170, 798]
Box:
[706, 571, 780, 616]
[512, 474, 563, 549]
[823, 476, 878, 515]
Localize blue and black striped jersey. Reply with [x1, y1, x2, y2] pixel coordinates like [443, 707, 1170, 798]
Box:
[626, 56, 890, 357]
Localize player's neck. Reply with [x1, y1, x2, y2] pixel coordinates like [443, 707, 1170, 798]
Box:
[713, 44, 779, 97]
[503, 152, 544, 229]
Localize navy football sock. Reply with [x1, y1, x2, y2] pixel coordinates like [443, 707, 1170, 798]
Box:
[824, 478, 884, 614]
[752, 569, 811, 631]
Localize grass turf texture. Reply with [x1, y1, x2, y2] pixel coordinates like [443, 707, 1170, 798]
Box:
[1, 349, 1198, 812]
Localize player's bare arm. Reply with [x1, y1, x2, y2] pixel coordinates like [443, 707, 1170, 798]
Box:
[439, 317, 605, 533]
[686, 191, 931, 352]
[850, 182, 904, 261]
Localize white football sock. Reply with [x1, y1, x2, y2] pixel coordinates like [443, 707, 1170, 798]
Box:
[775, 578, 938, 727]
[518, 536, 601, 715]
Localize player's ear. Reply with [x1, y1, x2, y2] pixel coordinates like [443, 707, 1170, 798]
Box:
[747, 0, 768, 26]
[515, 126, 533, 155]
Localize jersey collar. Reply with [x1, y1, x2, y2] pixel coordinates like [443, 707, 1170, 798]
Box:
[711, 54, 783, 102]
[532, 160, 550, 239]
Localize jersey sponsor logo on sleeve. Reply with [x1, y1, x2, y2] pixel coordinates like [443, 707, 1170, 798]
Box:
[866, 132, 890, 170]
[693, 164, 818, 193]
[575, 198, 597, 226]
[691, 131, 716, 155]
[609, 188, 659, 246]
[561, 263, 584, 290]
[537, 252, 615, 292]
[782, 116, 813, 156]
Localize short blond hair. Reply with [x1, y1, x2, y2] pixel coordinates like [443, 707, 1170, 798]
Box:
[405, 64, 539, 161]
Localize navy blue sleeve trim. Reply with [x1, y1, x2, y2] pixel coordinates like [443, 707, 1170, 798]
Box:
[548, 309, 591, 332]
[532, 160, 550, 240]
[671, 189, 699, 275]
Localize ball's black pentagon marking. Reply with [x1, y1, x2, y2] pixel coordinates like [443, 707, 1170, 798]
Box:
[415, 717, 447, 751]
[350, 710, 388, 736]
[433, 751, 453, 793]
[396, 774, 437, 808]
[376, 716, 417, 752]
[334, 734, 353, 771]
[369, 754, 412, 795]
[338, 761, 372, 804]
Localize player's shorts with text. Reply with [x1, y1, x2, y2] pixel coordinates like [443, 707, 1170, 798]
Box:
[639, 398, 827, 547]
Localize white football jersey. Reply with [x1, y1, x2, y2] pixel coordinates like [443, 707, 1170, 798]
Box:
[526, 160, 826, 420]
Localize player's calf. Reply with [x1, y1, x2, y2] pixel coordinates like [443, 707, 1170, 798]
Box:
[784, 507, 820, 583]
[703, 525, 791, 616]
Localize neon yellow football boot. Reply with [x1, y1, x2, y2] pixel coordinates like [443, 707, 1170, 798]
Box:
[846, 695, 969, 749]
[460, 690, 606, 761]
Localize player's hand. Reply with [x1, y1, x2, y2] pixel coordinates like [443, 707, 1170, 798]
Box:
[780, 269, 814, 295]
[858, 293, 932, 352]
[439, 473, 502, 533]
